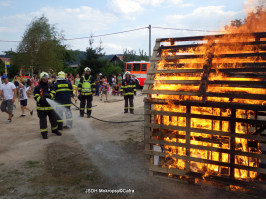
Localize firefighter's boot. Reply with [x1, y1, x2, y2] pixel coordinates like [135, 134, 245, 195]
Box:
[52, 130, 62, 136]
[41, 132, 48, 139]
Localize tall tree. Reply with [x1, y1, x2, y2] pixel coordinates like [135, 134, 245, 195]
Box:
[78, 38, 105, 76]
[16, 15, 66, 73]
[0, 59, 5, 74]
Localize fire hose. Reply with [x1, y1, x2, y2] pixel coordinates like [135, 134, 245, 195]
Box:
[71, 102, 144, 123]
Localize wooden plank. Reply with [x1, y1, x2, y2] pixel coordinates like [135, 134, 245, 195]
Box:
[144, 98, 266, 111]
[145, 123, 266, 142]
[147, 69, 203, 74]
[142, 90, 202, 96]
[146, 139, 266, 162]
[145, 80, 265, 88]
[186, 106, 191, 170]
[146, 150, 266, 173]
[230, 109, 236, 179]
[150, 52, 266, 62]
[157, 41, 266, 51]
[205, 92, 266, 101]
[156, 32, 266, 43]
[144, 100, 152, 167]
[144, 80, 201, 85]
[145, 110, 266, 126]
[142, 90, 266, 101]
[149, 164, 260, 189]
[217, 68, 266, 73]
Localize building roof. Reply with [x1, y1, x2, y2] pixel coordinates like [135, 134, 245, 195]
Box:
[0, 55, 11, 63]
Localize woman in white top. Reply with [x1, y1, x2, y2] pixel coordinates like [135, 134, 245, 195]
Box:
[18, 78, 33, 117]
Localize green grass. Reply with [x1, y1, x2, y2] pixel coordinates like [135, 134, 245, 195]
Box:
[24, 160, 40, 168]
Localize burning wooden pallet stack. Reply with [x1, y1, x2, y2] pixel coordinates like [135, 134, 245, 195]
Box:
[143, 29, 266, 193]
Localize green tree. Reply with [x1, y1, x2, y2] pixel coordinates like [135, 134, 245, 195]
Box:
[16, 15, 66, 74]
[0, 59, 5, 75]
[138, 49, 149, 61]
[123, 49, 137, 62]
[100, 61, 122, 81]
[78, 38, 105, 76]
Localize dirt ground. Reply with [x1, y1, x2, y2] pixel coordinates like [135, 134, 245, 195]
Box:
[0, 90, 249, 198]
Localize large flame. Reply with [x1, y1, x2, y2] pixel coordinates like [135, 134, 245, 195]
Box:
[152, 2, 266, 184]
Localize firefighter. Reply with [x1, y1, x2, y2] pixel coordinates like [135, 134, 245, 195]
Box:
[78, 67, 96, 118]
[120, 71, 136, 114]
[34, 72, 61, 139]
[54, 71, 73, 130]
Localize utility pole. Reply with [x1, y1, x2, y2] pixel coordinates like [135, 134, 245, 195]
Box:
[149, 24, 151, 60]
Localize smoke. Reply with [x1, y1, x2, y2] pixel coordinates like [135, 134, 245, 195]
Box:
[45, 99, 240, 198]
[46, 99, 147, 190]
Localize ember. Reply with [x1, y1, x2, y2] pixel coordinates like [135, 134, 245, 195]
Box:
[143, 6, 266, 193]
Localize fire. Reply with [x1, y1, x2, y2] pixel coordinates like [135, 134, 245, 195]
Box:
[151, 2, 266, 185]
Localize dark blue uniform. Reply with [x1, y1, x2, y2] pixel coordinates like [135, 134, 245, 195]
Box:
[54, 80, 73, 129]
[121, 77, 136, 113]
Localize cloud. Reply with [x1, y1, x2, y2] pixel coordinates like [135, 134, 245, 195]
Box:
[165, 6, 244, 30]
[107, 0, 194, 18]
[0, 0, 11, 7]
[108, 0, 144, 15]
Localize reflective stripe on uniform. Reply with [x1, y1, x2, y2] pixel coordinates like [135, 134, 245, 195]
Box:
[130, 107, 134, 109]
[66, 118, 73, 121]
[52, 126, 58, 130]
[80, 108, 85, 110]
[87, 108, 92, 110]
[57, 84, 68, 88]
[56, 88, 72, 92]
[124, 92, 134, 95]
[40, 128, 48, 132]
[37, 107, 54, 110]
[81, 92, 92, 95]
[56, 104, 71, 107]
[57, 120, 64, 122]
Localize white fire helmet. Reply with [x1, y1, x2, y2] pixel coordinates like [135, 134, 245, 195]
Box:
[125, 71, 131, 76]
[57, 71, 66, 80]
[84, 67, 91, 72]
[40, 72, 49, 79]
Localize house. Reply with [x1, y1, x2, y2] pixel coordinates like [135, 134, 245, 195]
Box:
[0, 55, 11, 65]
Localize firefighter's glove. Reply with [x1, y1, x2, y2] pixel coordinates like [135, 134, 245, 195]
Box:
[44, 92, 51, 99]
[78, 94, 81, 100]
[120, 92, 123, 96]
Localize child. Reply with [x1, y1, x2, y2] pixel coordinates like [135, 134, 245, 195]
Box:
[100, 82, 108, 101]
[112, 84, 120, 96]
[71, 80, 78, 103]
[18, 78, 33, 117]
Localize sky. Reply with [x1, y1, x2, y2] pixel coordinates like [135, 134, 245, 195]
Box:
[0, 0, 251, 55]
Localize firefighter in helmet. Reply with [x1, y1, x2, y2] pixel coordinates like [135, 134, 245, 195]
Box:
[120, 71, 136, 114]
[78, 67, 96, 118]
[34, 72, 61, 139]
[54, 71, 73, 130]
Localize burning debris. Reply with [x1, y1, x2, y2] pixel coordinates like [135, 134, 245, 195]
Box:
[143, 5, 266, 194]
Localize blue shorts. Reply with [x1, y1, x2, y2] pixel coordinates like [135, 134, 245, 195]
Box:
[20, 99, 27, 106]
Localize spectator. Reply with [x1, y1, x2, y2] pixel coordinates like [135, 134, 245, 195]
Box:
[95, 73, 102, 96]
[0, 75, 16, 123]
[112, 75, 117, 87]
[67, 73, 74, 83]
[100, 82, 108, 101]
[18, 78, 33, 117]
[117, 74, 122, 89]
[112, 84, 120, 96]
[75, 74, 80, 97]
[71, 80, 78, 103]
[102, 76, 107, 84]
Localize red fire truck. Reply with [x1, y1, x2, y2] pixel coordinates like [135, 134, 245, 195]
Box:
[124, 61, 150, 88]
